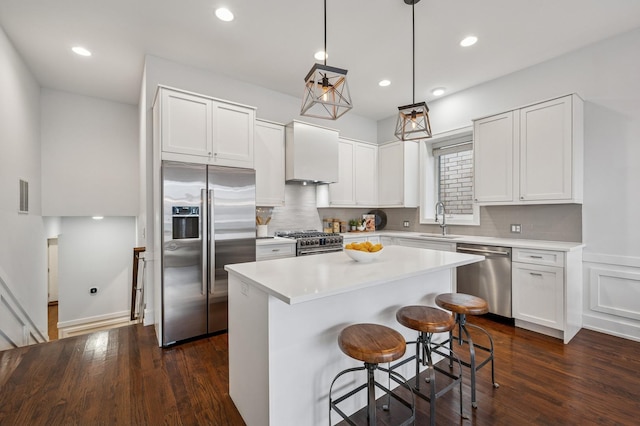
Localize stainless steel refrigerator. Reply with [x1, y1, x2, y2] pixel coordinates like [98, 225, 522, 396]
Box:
[161, 161, 256, 346]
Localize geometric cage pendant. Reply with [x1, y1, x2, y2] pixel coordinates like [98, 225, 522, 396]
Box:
[394, 101, 432, 141]
[301, 63, 353, 120]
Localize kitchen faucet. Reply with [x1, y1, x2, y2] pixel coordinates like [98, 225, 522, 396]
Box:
[435, 201, 447, 236]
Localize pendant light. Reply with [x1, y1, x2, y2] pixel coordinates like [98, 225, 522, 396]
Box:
[395, 0, 432, 141]
[300, 0, 353, 120]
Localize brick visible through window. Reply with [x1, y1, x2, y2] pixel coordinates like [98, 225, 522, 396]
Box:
[438, 150, 473, 215]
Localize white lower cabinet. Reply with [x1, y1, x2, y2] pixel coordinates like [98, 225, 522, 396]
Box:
[512, 263, 564, 330]
[256, 242, 295, 260]
[511, 247, 583, 343]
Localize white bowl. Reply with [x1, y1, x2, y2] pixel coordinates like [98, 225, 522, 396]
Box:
[344, 247, 384, 263]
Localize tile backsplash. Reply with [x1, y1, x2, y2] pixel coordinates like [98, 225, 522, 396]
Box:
[260, 184, 582, 242]
[259, 183, 323, 235]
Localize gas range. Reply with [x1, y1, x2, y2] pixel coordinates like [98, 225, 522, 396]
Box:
[274, 231, 344, 256]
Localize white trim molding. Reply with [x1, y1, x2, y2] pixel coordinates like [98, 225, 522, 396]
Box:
[57, 310, 136, 339]
[0, 270, 48, 350]
[583, 252, 640, 342]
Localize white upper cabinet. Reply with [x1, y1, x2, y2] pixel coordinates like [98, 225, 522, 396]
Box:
[473, 94, 583, 205]
[328, 138, 377, 207]
[473, 111, 517, 203]
[377, 141, 419, 207]
[159, 89, 212, 158]
[155, 86, 255, 168]
[519, 96, 577, 202]
[354, 143, 377, 206]
[255, 120, 285, 207]
[329, 140, 355, 205]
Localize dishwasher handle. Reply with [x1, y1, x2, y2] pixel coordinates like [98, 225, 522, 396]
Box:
[457, 247, 510, 256]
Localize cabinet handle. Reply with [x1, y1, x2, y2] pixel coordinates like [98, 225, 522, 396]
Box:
[208, 152, 212, 156]
[529, 255, 543, 259]
[529, 272, 543, 277]
[271, 249, 280, 252]
[520, 196, 524, 200]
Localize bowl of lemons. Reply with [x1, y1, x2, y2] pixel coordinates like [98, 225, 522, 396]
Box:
[344, 241, 384, 263]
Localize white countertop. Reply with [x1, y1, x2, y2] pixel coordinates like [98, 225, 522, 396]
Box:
[255, 236, 296, 246]
[225, 245, 483, 304]
[342, 231, 584, 252]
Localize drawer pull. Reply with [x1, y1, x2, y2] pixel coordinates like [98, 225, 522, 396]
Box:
[529, 255, 543, 259]
[529, 272, 543, 277]
[271, 249, 281, 252]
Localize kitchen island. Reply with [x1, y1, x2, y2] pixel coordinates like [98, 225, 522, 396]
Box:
[225, 246, 483, 426]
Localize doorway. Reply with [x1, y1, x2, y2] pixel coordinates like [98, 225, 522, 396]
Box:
[47, 238, 59, 341]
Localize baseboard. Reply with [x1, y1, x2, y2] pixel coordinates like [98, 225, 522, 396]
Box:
[58, 311, 137, 339]
[582, 313, 640, 343]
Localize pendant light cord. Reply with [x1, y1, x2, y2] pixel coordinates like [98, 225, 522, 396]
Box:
[324, 0, 327, 66]
[412, 1, 415, 104]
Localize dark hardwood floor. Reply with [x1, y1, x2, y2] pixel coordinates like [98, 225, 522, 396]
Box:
[1, 316, 639, 425]
[47, 302, 58, 342]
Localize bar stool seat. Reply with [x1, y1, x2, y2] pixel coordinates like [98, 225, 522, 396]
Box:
[339, 323, 407, 364]
[391, 306, 465, 426]
[435, 293, 499, 409]
[330, 323, 415, 425]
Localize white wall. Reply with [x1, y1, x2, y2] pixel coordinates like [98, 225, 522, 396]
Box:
[0, 25, 48, 345]
[57, 217, 136, 325]
[379, 28, 640, 340]
[41, 89, 139, 216]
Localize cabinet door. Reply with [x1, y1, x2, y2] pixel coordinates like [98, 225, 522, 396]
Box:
[519, 96, 572, 201]
[212, 102, 254, 167]
[255, 121, 285, 206]
[329, 140, 355, 205]
[354, 143, 377, 205]
[378, 142, 403, 206]
[473, 111, 516, 203]
[161, 90, 212, 157]
[512, 263, 564, 330]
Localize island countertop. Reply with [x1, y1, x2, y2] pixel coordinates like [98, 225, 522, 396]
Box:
[225, 245, 483, 304]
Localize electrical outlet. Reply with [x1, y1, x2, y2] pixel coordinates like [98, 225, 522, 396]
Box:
[403, 221, 410, 228]
[510, 224, 522, 233]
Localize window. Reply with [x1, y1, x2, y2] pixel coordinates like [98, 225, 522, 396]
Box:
[420, 127, 479, 225]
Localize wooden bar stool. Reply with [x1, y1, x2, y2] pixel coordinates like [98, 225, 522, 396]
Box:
[329, 323, 415, 425]
[435, 293, 499, 408]
[389, 306, 465, 426]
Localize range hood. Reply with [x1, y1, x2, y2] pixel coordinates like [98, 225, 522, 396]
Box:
[285, 120, 339, 183]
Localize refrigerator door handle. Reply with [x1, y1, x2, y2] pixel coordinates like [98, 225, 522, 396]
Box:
[201, 188, 208, 296]
[209, 189, 215, 295]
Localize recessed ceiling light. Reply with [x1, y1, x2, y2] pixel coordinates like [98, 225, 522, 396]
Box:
[314, 51, 328, 61]
[92, 216, 104, 220]
[215, 7, 234, 22]
[72, 46, 92, 57]
[378, 80, 391, 87]
[460, 36, 478, 47]
[432, 87, 445, 96]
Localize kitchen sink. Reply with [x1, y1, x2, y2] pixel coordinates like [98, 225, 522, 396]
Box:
[418, 233, 460, 239]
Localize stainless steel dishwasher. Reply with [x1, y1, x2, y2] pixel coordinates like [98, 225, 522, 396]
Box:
[456, 244, 512, 318]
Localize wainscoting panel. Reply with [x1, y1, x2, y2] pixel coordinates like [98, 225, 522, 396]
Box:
[583, 252, 640, 342]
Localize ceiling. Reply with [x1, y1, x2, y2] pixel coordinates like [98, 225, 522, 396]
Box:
[1, 0, 640, 121]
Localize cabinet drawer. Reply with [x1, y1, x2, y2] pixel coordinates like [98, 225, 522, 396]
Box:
[256, 243, 295, 260]
[512, 248, 564, 267]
